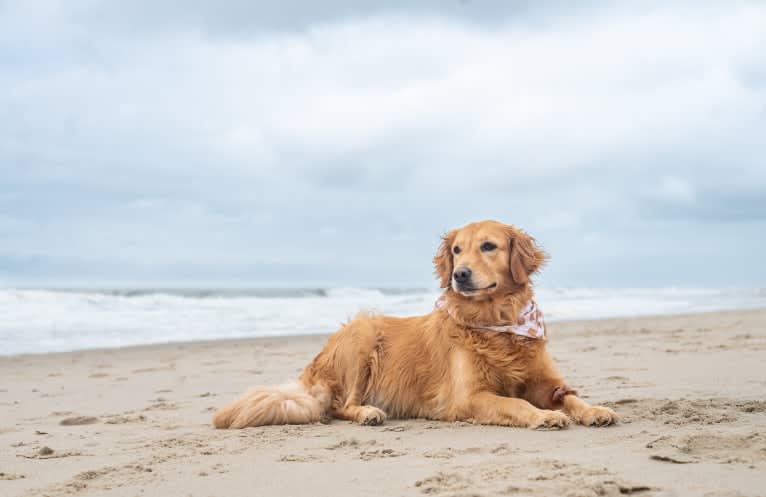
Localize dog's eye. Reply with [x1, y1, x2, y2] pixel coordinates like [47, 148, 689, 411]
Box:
[452, 246, 461, 255]
[480, 242, 497, 252]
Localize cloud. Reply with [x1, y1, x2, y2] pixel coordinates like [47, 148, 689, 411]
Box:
[1, 1, 765, 286]
[24, 1, 599, 37]
[655, 177, 696, 205]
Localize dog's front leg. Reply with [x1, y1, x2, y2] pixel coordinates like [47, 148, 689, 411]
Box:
[525, 381, 618, 427]
[467, 392, 570, 429]
[560, 394, 618, 426]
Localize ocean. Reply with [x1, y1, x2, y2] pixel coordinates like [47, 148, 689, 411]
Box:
[1, 287, 764, 355]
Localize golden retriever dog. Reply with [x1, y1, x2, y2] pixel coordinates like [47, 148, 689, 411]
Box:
[213, 220, 618, 429]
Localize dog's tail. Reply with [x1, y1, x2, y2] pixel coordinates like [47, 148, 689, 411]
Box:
[212, 379, 333, 429]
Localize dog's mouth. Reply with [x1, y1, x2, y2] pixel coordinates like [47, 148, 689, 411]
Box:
[458, 282, 497, 295]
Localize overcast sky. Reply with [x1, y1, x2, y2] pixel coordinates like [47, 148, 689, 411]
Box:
[1, 1, 765, 288]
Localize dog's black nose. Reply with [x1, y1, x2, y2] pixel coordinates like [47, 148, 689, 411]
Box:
[453, 266, 472, 283]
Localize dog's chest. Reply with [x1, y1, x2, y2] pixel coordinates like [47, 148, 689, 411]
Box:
[455, 334, 533, 390]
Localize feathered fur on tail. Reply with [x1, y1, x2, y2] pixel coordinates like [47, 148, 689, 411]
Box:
[212, 380, 332, 429]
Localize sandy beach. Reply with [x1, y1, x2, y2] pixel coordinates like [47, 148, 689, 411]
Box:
[1, 309, 765, 497]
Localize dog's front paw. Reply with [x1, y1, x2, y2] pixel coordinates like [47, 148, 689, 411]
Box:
[529, 409, 570, 430]
[357, 406, 387, 426]
[575, 405, 618, 426]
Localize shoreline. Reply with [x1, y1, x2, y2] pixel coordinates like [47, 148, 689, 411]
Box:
[3, 286, 764, 356]
[2, 309, 765, 496]
[3, 306, 765, 359]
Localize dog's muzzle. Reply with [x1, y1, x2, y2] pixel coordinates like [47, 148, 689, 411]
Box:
[452, 266, 473, 290]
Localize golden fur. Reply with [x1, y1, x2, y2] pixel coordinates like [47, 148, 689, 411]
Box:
[213, 220, 617, 429]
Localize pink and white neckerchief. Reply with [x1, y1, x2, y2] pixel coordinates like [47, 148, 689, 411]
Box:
[435, 293, 546, 340]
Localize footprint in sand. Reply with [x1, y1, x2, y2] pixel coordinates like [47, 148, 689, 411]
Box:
[423, 448, 457, 459]
[131, 363, 176, 373]
[35, 463, 157, 495]
[324, 438, 376, 450]
[60, 416, 99, 426]
[0, 472, 25, 480]
[104, 414, 147, 424]
[358, 448, 405, 461]
[381, 425, 408, 432]
[144, 397, 177, 409]
[649, 432, 766, 465]
[19, 446, 83, 459]
[278, 454, 334, 462]
[424, 444, 508, 460]
[416, 460, 652, 496]
[415, 472, 469, 494]
[737, 400, 766, 413]
[607, 398, 743, 425]
[606, 375, 629, 382]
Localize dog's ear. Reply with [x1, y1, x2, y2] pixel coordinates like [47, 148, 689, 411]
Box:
[433, 229, 457, 289]
[508, 228, 548, 285]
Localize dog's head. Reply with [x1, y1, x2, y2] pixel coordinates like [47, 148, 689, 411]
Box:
[433, 220, 547, 297]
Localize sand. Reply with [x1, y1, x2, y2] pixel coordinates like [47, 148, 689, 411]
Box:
[1, 309, 765, 497]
